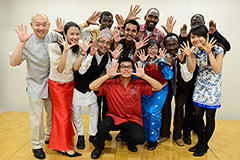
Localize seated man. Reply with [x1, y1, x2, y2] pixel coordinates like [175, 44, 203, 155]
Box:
[89, 58, 162, 159]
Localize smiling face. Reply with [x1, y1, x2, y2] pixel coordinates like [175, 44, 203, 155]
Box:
[144, 9, 159, 31]
[147, 44, 159, 58]
[123, 23, 138, 42]
[30, 14, 50, 40]
[100, 15, 114, 30]
[97, 37, 112, 55]
[118, 61, 134, 78]
[190, 33, 207, 48]
[64, 26, 80, 45]
[165, 36, 179, 56]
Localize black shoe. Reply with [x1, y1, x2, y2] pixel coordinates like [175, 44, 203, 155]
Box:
[128, 144, 138, 152]
[32, 148, 46, 159]
[64, 151, 82, 157]
[89, 135, 98, 144]
[189, 141, 203, 152]
[106, 133, 112, 141]
[44, 140, 49, 144]
[183, 136, 192, 145]
[148, 141, 158, 151]
[77, 135, 85, 149]
[56, 150, 64, 154]
[193, 145, 209, 156]
[91, 147, 103, 159]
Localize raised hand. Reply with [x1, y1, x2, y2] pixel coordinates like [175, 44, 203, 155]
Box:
[175, 51, 186, 63]
[134, 36, 149, 50]
[137, 49, 148, 62]
[115, 14, 125, 28]
[53, 18, 65, 33]
[113, 26, 125, 43]
[89, 40, 99, 56]
[78, 37, 90, 53]
[161, 16, 177, 33]
[126, 5, 142, 21]
[132, 61, 145, 78]
[59, 36, 77, 53]
[156, 48, 167, 59]
[209, 20, 217, 34]
[108, 61, 121, 77]
[15, 24, 33, 43]
[87, 11, 102, 26]
[200, 38, 216, 55]
[109, 44, 123, 59]
[180, 41, 196, 57]
[180, 24, 188, 37]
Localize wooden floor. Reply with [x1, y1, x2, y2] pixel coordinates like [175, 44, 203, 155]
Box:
[1, 111, 240, 160]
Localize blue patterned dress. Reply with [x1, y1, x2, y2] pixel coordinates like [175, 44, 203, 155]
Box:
[192, 46, 224, 109]
[141, 57, 173, 141]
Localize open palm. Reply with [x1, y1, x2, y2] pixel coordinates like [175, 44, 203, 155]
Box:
[15, 24, 33, 43]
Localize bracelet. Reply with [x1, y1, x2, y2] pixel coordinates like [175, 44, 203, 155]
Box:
[80, 52, 86, 56]
[209, 56, 215, 60]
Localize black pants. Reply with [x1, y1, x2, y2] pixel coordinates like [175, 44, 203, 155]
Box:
[96, 116, 146, 149]
[97, 96, 108, 128]
[183, 96, 194, 137]
[160, 83, 191, 140]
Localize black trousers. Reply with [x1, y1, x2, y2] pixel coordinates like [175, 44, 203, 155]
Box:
[160, 82, 192, 140]
[97, 96, 108, 128]
[96, 116, 146, 149]
[183, 96, 194, 137]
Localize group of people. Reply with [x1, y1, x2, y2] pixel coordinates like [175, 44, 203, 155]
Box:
[9, 4, 230, 159]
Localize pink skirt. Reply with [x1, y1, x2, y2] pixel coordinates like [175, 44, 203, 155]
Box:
[48, 79, 75, 151]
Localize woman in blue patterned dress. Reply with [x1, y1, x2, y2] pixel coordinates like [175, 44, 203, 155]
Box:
[137, 39, 173, 150]
[181, 24, 225, 156]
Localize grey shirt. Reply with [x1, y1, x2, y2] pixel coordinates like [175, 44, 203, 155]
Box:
[10, 31, 61, 99]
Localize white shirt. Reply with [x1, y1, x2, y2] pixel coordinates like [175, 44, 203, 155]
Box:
[48, 43, 79, 83]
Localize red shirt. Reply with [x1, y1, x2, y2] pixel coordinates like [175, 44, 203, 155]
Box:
[95, 77, 152, 126]
[137, 24, 165, 48]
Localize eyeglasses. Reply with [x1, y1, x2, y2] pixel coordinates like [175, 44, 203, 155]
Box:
[165, 43, 178, 48]
[98, 40, 112, 46]
[119, 65, 133, 69]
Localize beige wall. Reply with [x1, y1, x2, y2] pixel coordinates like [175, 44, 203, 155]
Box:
[0, 0, 239, 120]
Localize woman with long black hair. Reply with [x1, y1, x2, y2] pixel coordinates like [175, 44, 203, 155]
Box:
[181, 24, 225, 156]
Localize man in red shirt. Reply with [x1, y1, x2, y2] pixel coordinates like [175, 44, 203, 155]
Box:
[89, 58, 162, 159]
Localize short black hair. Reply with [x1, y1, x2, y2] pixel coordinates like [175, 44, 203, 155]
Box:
[190, 14, 205, 24]
[99, 11, 113, 23]
[118, 57, 135, 70]
[123, 19, 140, 33]
[163, 33, 180, 46]
[190, 24, 208, 40]
[146, 7, 160, 16]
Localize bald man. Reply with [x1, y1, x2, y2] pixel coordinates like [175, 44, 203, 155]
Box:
[10, 13, 61, 159]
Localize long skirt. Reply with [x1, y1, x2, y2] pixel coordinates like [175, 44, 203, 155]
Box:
[48, 79, 75, 151]
[141, 84, 168, 141]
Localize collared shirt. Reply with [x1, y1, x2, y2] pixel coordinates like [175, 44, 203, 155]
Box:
[48, 43, 79, 83]
[95, 77, 152, 126]
[10, 32, 61, 99]
[137, 23, 165, 48]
